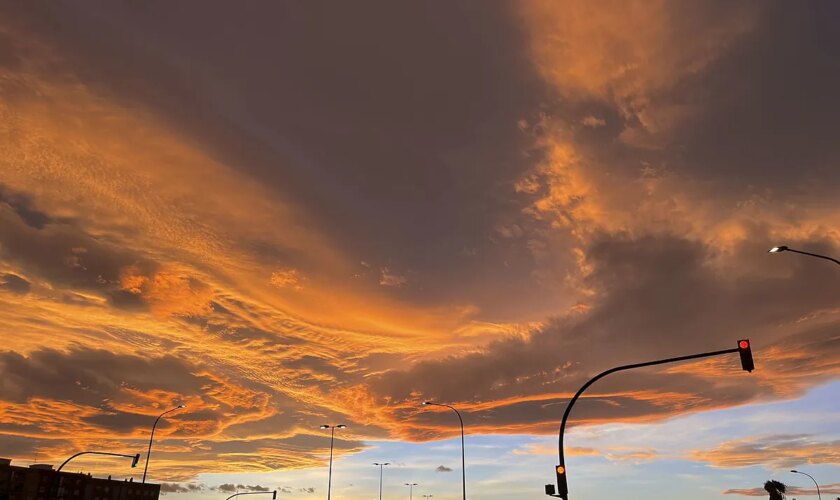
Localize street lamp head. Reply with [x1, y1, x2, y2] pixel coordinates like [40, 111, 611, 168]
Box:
[336, 424, 347, 429]
[320, 424, 330, 429]
[177, 404, 186, 409]
[769, 245, 789, 253]
[791, 469, 798, 473]
[422, 401, 433, 405]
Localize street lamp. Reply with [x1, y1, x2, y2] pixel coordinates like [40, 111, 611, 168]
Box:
[373, 462, 390, 500]
[143, 404, 186, 483]
[226, 492, 277, 500]
[422, 401, 466, 500]
[422, 495, 434, 499]
[791, 470, 822, 500]
[404, 483, 419, 500]
[57, 451, 141, 472]
[768, 245, 840, 266]
[320, 424, 347, 500]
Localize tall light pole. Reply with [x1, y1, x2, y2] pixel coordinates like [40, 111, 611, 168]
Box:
[423, 402, 466, 500]
[226, 492, 277, 500]
[320, 424, 346, 500]
[373, 462, 390, 500]
[58, 451, 140, 472]
[769, 245, 840, 266]
[404, 483, 418, 500]
[791, 470, 822, 500]
[143, 404, 185, 483]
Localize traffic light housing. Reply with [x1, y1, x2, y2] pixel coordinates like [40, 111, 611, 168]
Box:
[738, 339, 754, 372]
[555, 464, 568, 498]
[131, 453, 140, 468]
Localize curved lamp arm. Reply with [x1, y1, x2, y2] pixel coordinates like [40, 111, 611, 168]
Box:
[769, 246, 840, 266]
[142, 404, 185, 483]
[423, 402, 466, 500]
[791, 470, 821, 500]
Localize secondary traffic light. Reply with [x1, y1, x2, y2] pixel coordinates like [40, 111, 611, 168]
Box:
[738, 339, 754, 372]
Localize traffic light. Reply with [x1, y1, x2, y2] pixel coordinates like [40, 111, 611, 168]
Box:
[131, 453, 140, 468]
[737, 339, 754, 372]
[555, 464, 568, 498]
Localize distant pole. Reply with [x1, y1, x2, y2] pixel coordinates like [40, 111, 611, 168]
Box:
[226, 491, 277, 500]
[320, 424, 346, 500]
[57, 451, 140, 472]
[404, 483, 418, 500]
[791, 470, 821, 500]
[768, 245, 840, 266]
[422, 402, 466, 500]
[143, 404, 185, 483]
[373, 462, 390, 500]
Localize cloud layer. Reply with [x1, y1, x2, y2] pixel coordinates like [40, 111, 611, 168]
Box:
[0, 0, 837, 487]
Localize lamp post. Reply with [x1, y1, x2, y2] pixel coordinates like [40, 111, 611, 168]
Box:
[226, 492, 277, 500]
[373, 462, 390, 500]
[143, 404, 185, 483]
[422, 495, 434, 499]
[57, 451, 140, 472]
[404, 483, 418, 500]
[791, 470, 822, 500]
[769, 246, 840, 266]
[320, 424, 346, 500]
[422, 402, 466, 500]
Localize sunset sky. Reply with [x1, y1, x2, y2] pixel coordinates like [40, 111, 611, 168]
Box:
[1, 1, 839, 499]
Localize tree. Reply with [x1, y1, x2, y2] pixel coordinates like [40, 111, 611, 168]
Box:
[764, 480, 786, 500]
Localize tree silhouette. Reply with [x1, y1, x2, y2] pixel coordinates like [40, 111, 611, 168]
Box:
[764, 480, 786, 500]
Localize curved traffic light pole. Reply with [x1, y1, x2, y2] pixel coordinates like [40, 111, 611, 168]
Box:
[546, 340, 754, 499]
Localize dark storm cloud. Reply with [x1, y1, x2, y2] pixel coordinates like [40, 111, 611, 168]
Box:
[372, 233, 840, 430]
[0, 0, 552, 311]
[0, 433, 49, 458]
[0, 192, 153, 308]
[559, 1, 840, 194]
[671, 1, 840, 188]
[0, 347, 203, 407]
[0, 186, 52, 230]
[0, 273, 30, 294]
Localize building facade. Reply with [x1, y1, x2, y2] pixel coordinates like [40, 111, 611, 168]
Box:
[0, 459, 159, 500]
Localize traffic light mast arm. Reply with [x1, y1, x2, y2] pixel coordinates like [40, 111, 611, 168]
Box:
[57, 451, 141, 472]
[555, 346, 740, 498]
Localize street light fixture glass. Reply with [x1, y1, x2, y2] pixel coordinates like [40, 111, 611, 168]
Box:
[769, 246, 788, 253]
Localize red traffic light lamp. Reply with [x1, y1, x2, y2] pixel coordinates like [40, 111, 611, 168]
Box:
[738, 339, 754, 372]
